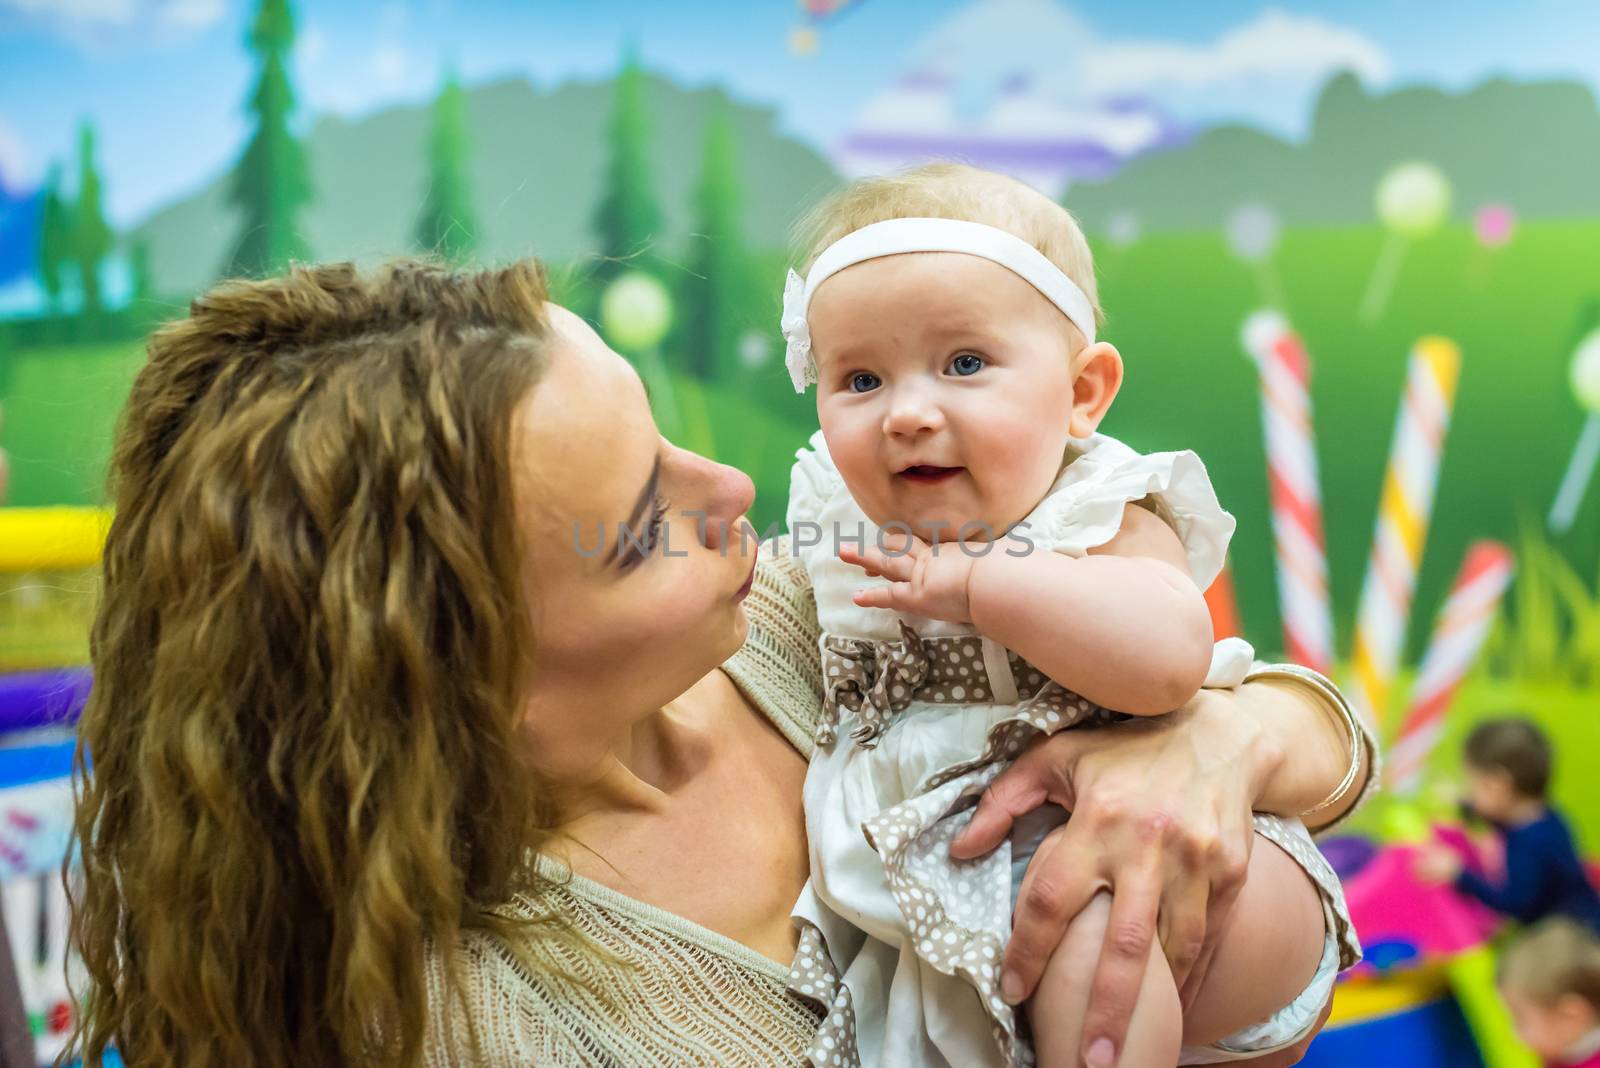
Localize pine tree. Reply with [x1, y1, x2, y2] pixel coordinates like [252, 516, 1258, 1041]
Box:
[676, 101, 747, 381]
[224, 0, 312, 277]
[71, 123, 112, 316]
[414, 71, 478, 264]
[36, 162, 70, 314]
[591, 48, 664, 287]
[130, 238, 153, 303]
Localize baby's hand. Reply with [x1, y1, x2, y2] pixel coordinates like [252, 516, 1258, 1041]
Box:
[839, 529, 983, 623]
[1412, 843, 1464, 885]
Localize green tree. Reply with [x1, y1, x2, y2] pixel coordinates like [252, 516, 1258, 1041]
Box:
[130, 238, 153, 303]
[36, 162, 70, 314]
[224, 0, 311, 277]
[413, 71, 478, 264]
[675, 101, 747, 381]
[71, 123, 113, 316]
[591, 48, 664, 287]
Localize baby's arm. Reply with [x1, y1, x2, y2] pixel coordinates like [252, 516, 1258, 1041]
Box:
[969, 503, 1214, 716]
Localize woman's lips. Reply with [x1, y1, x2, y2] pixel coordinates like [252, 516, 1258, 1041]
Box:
[898, 465, 964, 484]
[733, 550, 759, 601]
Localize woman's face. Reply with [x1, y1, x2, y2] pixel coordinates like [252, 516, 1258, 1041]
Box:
[511, 306, 758, 779]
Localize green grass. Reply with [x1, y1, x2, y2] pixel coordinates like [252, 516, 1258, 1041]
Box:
[1345, 674, 1600, 855]
[0, 339, 146, 507]
[1090, 218, 1600, 664]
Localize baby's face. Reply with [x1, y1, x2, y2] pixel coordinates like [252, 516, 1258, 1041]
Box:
[1502, 988, 1595, 1059]
[808, 252, 1084, 542]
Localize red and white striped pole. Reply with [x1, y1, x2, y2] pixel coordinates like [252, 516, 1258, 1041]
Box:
[1243, 311, 1333, 673]
[1387, 541, 1514, 795]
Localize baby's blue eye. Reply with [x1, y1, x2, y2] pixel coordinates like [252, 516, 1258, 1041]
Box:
[950, 353, 984, 376]
[850, 372, 881, 393]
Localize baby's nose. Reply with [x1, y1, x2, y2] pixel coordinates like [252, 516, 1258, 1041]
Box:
[883, 388, 945, 436]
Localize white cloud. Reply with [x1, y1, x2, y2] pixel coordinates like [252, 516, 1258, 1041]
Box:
[299, 23, 326, 64]
[842, 0, 1393, 176]
[1082, 9, 1391, 96]
[372, 43, 411, 89]
[0, 0, 225, 49]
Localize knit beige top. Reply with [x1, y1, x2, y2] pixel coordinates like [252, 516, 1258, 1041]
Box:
[420, 539, 1379, 1066]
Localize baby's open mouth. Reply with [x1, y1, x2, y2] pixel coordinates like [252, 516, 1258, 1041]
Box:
[898, 465, 964, 483]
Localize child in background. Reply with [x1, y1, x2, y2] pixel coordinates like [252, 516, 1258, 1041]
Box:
[1499, 918, 1600, 1067]
[1416, 718, 1600, 930]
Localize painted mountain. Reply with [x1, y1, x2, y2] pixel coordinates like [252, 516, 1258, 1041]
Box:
[129, 73, 842, 300]
[1063, 72, 1600, 232]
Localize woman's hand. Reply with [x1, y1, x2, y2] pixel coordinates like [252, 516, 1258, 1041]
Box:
[949, 689, 1284, 1067]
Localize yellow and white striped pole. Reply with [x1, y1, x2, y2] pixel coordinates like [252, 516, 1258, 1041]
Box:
[1350, 338, 1461, 725]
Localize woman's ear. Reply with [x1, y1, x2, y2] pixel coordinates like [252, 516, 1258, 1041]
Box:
[1068, 342, 1123, 438]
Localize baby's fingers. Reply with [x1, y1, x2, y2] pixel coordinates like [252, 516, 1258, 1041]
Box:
[853, 584, 914, 612]
[839, 543, 917, 583]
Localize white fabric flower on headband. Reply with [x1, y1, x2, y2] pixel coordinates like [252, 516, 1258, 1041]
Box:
[781, 269, 817, 393]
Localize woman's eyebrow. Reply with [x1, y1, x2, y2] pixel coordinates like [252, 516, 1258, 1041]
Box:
[606, 454, 662, 567]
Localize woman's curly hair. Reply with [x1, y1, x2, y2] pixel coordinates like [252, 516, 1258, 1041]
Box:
[68, 259, 559, 1066]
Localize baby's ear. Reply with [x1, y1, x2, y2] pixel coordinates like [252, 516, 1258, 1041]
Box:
[1556, 992, 1598, 1029]
[1068, 342, 1123, 438]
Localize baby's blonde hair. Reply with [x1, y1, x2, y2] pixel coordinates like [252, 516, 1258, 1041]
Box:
[796, 162, 1103, 328]
[1499, 918, 1600, 1010]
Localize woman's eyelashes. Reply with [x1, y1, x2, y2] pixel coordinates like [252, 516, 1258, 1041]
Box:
[621, 493, 673, 569]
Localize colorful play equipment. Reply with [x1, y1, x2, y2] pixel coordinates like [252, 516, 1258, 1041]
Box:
[1307, 826, 1538, 1068]
[0, 506, 106, 1065]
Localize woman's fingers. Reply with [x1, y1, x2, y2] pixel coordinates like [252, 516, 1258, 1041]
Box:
[949, 739, 1075, 860]
[1158, 875, 1210, 995]
[1000, 826, 1101, 1004]
[1080, 871, 1162, 1068]
[1187, 861, 1246, 1000]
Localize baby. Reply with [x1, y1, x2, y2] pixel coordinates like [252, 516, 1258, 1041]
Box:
[778, 165, 1359, 1067]
[1500, 919, 1600, 1067]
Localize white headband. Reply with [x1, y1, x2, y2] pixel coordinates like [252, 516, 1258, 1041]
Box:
[780, 217, 1098, 393]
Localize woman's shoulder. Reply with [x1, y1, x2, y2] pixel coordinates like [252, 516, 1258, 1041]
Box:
[721, 534, 824, 759]
[422, 882, 821, 1065]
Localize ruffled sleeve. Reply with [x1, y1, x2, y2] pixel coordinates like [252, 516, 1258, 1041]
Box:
[786, 430, 844, 549]
[1019, 433, 1236, 590]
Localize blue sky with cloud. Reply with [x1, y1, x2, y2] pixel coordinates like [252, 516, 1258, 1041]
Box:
[3, 0, 1599, 226]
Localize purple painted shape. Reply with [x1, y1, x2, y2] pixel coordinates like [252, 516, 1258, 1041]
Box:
[1318, 835, 1379, 880]
[0, 668, 92, 734]
[897, 71, 952, 92]
[1340, 842, 1501, 973]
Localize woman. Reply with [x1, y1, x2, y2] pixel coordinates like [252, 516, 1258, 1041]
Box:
[68, 260, 1374, 1067]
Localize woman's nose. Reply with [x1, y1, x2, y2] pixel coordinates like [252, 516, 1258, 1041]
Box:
[676, 447, 755, 551]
